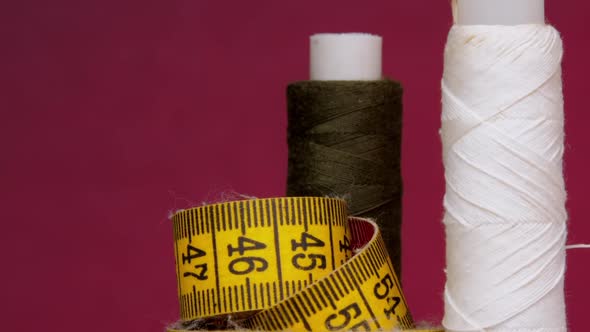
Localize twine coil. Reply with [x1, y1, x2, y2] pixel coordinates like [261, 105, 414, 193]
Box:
[286, 80, 404, 277]
[441, 24, 567, 331]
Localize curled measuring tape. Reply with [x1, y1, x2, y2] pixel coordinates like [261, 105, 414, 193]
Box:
[171, 197, 441, 331]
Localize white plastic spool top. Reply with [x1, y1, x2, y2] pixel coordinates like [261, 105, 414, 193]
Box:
[310, 33, 382, 81]
[456, 0, 545, 25]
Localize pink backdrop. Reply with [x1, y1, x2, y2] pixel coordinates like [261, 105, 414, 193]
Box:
[1, 1, 588, 331]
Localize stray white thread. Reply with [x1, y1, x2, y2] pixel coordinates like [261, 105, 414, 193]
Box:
[565, 244, 590, 250]
[441, 25, 567, 332]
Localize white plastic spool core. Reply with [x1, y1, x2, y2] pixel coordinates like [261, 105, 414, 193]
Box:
[456, 0, 545, 25]
[310, 33, 382, 81]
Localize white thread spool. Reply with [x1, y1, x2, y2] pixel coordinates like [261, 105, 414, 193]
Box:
[310, 33, 382, 80]
[442, 1, 567, 331]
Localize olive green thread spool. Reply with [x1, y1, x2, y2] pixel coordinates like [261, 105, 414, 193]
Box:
[286, 79, 404, 277]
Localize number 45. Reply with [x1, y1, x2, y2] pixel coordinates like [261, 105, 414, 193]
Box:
[291, 232, 327, 271]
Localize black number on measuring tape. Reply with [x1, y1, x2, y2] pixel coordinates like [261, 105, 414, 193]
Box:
[373, 274, 401, 319]
[373, 274, 394, 299]
[339, 235, 352, 252]
[324, 303, 362, 331]
[292, 253, 327, 271]
[181, 245, 208, 280]
[384, 296, 401, 319]
[291, 232, 327, 271]
[291, 232, 325, 251]
[182, 244, 206, 264]
[228, 256, 268, 275]
[183, 263, 208, 280]
[227, 236, 268, 275]
[228, 236, 267, 256]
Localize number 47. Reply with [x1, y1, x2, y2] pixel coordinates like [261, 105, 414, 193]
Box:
[181, 244, 208, 280]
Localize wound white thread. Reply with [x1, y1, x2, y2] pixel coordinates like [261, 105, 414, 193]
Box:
[441, 25, 567, 332]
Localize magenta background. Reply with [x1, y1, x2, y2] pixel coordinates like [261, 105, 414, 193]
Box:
[0, 1, 588, 331]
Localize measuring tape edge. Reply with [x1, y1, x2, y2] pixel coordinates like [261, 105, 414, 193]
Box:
[171, 196, 348, 219]
[166, 329, 444, 332]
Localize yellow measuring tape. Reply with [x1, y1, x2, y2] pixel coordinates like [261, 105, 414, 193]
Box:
[170, 197, 441, 332]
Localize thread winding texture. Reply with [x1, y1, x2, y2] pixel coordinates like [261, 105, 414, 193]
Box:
[441, 25, 567, 331]
[286, 80, 404, 276]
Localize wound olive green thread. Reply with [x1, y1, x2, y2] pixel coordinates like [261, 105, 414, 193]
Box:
[286, 79, 404, 277]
